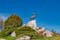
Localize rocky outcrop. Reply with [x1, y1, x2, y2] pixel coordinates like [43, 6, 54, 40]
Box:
[26, 19, 54, 37]
[16, 35, 31, 40]
[37, 27, 54, 37]
[11, 31, 16, 37]
[26, 20, 37, 30]
[43, 30, 54, 37]
[0, 38, 6, 40]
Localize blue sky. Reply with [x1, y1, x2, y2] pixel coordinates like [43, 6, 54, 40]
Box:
[0, 0, 60, 33]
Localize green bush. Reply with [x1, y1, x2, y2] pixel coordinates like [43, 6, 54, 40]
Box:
[0, 14, 23, 37]
[0, 27, 15, 37]
[15, 26, 40, 38]
[5, 14, 22, 27]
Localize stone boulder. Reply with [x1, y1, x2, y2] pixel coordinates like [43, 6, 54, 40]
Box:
[37, 27, 54, 37]
[16, 35, 31, 40]
[26, 20, 37, 30]
[0, 38, 6, 40]
[43, 30, 54, 37]
[11, 31, 16, 37]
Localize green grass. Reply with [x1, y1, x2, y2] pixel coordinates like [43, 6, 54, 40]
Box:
[0, 36, 60, 40]
[0, 27, 60, 40]
[5, 36, 16, 40]
[0, 36, 16, 40]
[32, 36, 60, 40]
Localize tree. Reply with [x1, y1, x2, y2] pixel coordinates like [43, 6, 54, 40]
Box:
[0, 14, 22, 37]
[5, 14, 22, 27]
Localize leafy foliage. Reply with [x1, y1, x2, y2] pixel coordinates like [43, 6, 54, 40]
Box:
[5, 14, 22, 27]
[0, 14, 22, 37]
[15, 26, 40, 38]
[0, 26, 15, 37]
[0, 14, 60, 40]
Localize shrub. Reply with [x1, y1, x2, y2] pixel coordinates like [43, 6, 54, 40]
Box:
[5, 14, 22, 27]
[0, 14, 22, 37]
[15, 26, 39, 38]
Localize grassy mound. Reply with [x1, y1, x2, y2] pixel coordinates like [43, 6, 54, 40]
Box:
[15, 26, 38, 38]
[0, 26, 60, 40]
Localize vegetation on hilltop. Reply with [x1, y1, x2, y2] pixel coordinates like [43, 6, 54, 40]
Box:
[5, 14, 22, 27]
[0, 14, 22, 37]
[0, 14, 60, 40]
